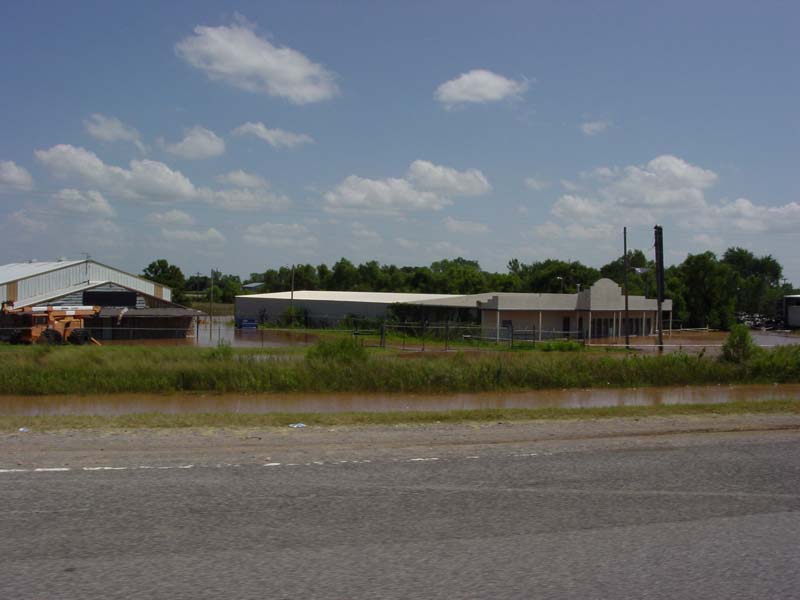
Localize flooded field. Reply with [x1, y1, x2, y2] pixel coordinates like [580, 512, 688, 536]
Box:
[1, 384, 798, 416]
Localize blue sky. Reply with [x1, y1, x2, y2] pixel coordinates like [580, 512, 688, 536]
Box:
[1, 1, 799, 283]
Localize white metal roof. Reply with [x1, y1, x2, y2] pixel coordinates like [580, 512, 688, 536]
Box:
[238, 290, 460, 304]
[0, 260, 84, 284]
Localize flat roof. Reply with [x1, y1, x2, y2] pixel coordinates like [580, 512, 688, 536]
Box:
[0, 260, 84, 284]
[238, 290, 460, 304]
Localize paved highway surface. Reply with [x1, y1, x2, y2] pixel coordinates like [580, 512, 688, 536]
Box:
[1, 422, 799, 599]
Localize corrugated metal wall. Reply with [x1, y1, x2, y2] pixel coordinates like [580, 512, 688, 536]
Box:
[7, 261, 172, 305]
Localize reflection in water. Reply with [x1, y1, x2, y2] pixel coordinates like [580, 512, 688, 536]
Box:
[1, 384, 798, 417]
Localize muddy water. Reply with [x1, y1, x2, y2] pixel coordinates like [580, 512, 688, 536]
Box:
[1, 384, 798, 416]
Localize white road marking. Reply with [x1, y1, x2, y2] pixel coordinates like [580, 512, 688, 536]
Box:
[83, 466, 127, 471]
[0, 447, 556, 476]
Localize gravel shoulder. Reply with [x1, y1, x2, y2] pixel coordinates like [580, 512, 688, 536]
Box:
[3, 413, 799, 470]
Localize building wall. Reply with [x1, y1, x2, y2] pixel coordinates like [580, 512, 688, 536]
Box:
[2, 261, 170, 306]
[480, 308, 660, 340]
[235, 296, 392, 323]
[788, 306, 800, 328]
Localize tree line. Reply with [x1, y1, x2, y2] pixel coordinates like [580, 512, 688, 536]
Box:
[142, 247, 796, 330]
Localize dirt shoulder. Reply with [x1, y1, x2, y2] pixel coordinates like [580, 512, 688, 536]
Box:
[2, 413, 799, 471]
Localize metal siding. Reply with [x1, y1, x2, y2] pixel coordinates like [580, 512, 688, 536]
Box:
[0, 284, 6, 304]
[10, 261, 171, 306]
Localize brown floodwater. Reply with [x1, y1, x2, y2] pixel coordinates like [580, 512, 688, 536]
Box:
[1, 384, 798, 416]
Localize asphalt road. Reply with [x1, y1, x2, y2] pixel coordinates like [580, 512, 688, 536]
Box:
[2, 424, 799, 599]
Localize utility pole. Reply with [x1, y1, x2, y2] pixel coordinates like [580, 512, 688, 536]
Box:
[289, 264, 295, 327]
[654, 225, 665, 353]
[624, 227, 630, 350]
[209, 268, 214, 342]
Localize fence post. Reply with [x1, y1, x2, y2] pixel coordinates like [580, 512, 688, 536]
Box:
[422, 321, 426, 352]
[380, 320, 386, 349]
[509, 324, 513, 349]
[445, 322, 449, 352]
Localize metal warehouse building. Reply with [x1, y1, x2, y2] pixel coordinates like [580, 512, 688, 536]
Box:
[0, 259, 202, 341]
[235, 279, 671, 340]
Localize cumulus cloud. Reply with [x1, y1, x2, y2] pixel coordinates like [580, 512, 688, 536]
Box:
[432, 240, 466, 257]
[395, 237, 418, 249]
[200, 187, 290, 211]
[145, 209, 195, 226]
[35, 144, 289, 211]
[161, 227, 225, 244]
[323, 160, 490, 215]
[579, 120, 611, 136]
[324, 176, 445, 215]
[603, 154, 718, 209]
[407, 160, 490, 196]
[435, 69, 527, 108]
[351, 222, 382, 244]
[215, 170, 269, 188]
[524, 177, 549, 191]
[232, 122, 314, 149]
[7, 210, 47, 234]
[175, 20, 338, 104]
[243, 221, 316, 248]
[0, 160, 34, 190]
[36, 144, 196, 200]
[162, 126, 225, 159]
[444, 216, 489, 234]
[84, 114, 146, 152]
[52, 189, 115, 217]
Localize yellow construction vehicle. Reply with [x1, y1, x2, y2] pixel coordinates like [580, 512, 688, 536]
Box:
[1, 305, 101, 345]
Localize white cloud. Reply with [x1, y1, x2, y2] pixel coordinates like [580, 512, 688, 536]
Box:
[435, 69, 528, 108]
[175, 20, 338, 104]
[444, 216, 488, 234]
[146, 209, 195, 226]
[161, 227, 225, 244]
[579, 120, 611, 136]
[232, 122, 314, 149]
[351, 222, 382, 244]
[35, 144, 290, 211]
[524, 177, 549, 191]
[407, 160, 490, 196]
[551, 194, 606, 221]
[323, 160, 490, 215]
[323, 175, 447, 215]
[215, 170, 269, 188]
[7, 210, 47, 234]
[533, 221, 615, 241]
[84, 114, 146, 152]
[243, 221, 316, 248]
[603, 155, 718, 209]
[560, 179, 581, 192]
[432, 241, 466, 257]
[199, 187, 289, 211]
[0, 160, 34, 190]
[36, 144, 196, 201]
[162, 126, 225, 160]
[52, 189, 115, 217]
[395, 237, 418, 249]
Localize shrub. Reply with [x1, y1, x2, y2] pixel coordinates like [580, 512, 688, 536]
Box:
[206, 341, 234, 361]
[537, 340, 584, 352]
[306, 337, 368, 365]
[720, 324, 759, 363]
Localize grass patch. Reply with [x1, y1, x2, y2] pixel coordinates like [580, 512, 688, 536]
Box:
[1, 399, 798, 431]
[0, 343, 798, 395]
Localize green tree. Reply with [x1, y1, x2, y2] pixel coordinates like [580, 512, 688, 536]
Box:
[143, 259, 186, 304]
[678, 252, 739, 329]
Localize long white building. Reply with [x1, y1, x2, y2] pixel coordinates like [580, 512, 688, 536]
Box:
[236, 278, 672, 340]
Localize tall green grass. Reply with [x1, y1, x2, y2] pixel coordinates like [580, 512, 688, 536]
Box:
[0, 343, 798, 395]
